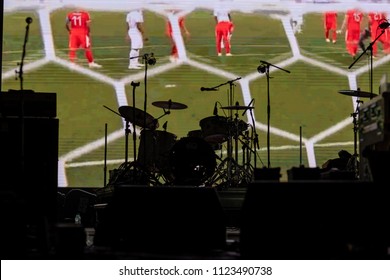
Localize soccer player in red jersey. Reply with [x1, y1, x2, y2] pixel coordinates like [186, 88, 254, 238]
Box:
[339, 9, 364, 59]
[166, 11, 190, 63]
[65, 8, 102, 68]
[214, 7, 233, 56]
[324, 11, 337, 43]
[368, 11, 390, 57]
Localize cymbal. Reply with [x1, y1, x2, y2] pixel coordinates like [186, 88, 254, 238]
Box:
[221, 105, 254, 110]
[118, 106, 158, 129]
[338, 90, 377, 98]
[152, 100, 188, 109]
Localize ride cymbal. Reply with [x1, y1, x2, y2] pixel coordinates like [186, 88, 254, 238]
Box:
[118, 106, 158, 129]
[338, 90, 377, 98]
[152, 100, 188, 109]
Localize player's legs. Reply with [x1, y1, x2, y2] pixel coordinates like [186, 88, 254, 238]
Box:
[346, 30, 359, 58]
[129, 30, 144, 69]
[331, 29, 337, 42]
[83, 35, 94, 63]
[325, 28, 330, 42]
[80, 34, 102, 68]
[68, 33, 80, 62]
[221, 22, 231, 55]
[215, 25, 223, 55]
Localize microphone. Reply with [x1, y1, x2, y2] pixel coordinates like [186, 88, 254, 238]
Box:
[26, 17, 33, 24]
[145, 53, 156, 65]
[379, 21, 390, 29]
[242, 98, 254, 116]
[200, 87, 218, 91]
[168, 99, 172, 111]
[131, 81, 140, 86]
[257, 64, 267, 73]
[163, 121, 168, 131]
[213, 102, 218, 116]
[148, 53, 157, 65]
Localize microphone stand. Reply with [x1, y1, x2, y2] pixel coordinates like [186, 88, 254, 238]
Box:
[347, 28, 386, 180]
[349, 27, 386, 96]
[15, 18, 32, 185]
[258, 61, 290, 168]
[203, 77, 242, 188]
[130, 81, 140, 164]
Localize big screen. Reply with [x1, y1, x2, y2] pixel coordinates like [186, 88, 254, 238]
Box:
[2, 0, 390, 187]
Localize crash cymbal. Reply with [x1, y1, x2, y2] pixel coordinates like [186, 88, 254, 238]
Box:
[152, 100, 188, 110]
[221, 105, 254, 110]
[118, 106, 158, 129]
[338, 89, 377, 98]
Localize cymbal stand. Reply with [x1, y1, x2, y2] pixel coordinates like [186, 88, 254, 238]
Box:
[349, 26, 386, 97]
[103, 105, 131, 163]
[245, 103, 261, 169]
[201, 77, 242, 188]
[258, 61, 291, 168]
[129, 53, 156, 168]
[349, 99, 363, 179]
[347, 28, 386, 179]
[130, 81, 140, 162]
[14, 18, 33, 186]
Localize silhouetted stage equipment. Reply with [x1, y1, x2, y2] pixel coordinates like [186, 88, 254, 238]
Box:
[94, 186, 227, 255]
[0, 90, 58, 222]
[253, 167, 281, 181]
[358, 75, 390, 181]
[287, 166, 321, 181]
[0, 90, 56, 118]
[240, 182, 390, 260]
[338, 89, 377, 99]
[0, 90, 58, 258]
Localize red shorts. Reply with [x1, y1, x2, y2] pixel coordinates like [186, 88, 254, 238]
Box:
[69, 31, 91, 49]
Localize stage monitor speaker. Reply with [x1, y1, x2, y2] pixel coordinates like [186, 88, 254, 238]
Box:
[94, 186, 227, 255]
[287, 166, 321, 181]
[0, 90, 56, 118]
[0, 117, 59, 222]
[253, 167, 281, 181]
[240, 181, 390, 260]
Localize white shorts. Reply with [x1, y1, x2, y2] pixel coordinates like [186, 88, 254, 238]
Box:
[128, 29, 143, 49]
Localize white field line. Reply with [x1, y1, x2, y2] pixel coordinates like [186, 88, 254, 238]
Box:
[38, 8, 56, 59]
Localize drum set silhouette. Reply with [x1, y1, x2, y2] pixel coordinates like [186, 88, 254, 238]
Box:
[105, 98, 257, 189]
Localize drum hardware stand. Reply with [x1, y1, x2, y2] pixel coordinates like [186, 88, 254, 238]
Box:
[348, 99, 363, 179]
[13, 17, 33, 185]
[347, 27, 386, 179]
[129, 53, 157, 168]
[130, 81, 141, 162]
[104, 123, 108, 187]
[103, 105, 132, 163]
[258, 60, 291, 168]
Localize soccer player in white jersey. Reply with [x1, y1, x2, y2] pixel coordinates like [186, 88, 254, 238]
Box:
[213, 7, 233, 56]
[126, 9, 147, 69]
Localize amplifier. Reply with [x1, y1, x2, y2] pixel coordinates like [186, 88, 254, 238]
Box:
[0, 90, 57, 118]
[358, 95, 387, 147]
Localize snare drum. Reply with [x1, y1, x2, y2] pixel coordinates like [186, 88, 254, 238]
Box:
[199, 116, 229, 143]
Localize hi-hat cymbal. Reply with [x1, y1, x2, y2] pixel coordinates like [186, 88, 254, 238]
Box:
[221, 105, 254, 110]
[118, 106, 158, 129]
[338, 89, 377, 98]
[152, 100, 188, 109]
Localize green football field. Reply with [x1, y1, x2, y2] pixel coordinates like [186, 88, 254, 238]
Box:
[2, 6, 390, 187]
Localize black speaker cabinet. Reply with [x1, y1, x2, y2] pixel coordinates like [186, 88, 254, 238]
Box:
[94, 185, 227, 256]
[0, 117, 59, 222]
[240, 182, 390, 260]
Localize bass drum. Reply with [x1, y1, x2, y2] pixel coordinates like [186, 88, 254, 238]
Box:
[169, 137, 217, 186]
